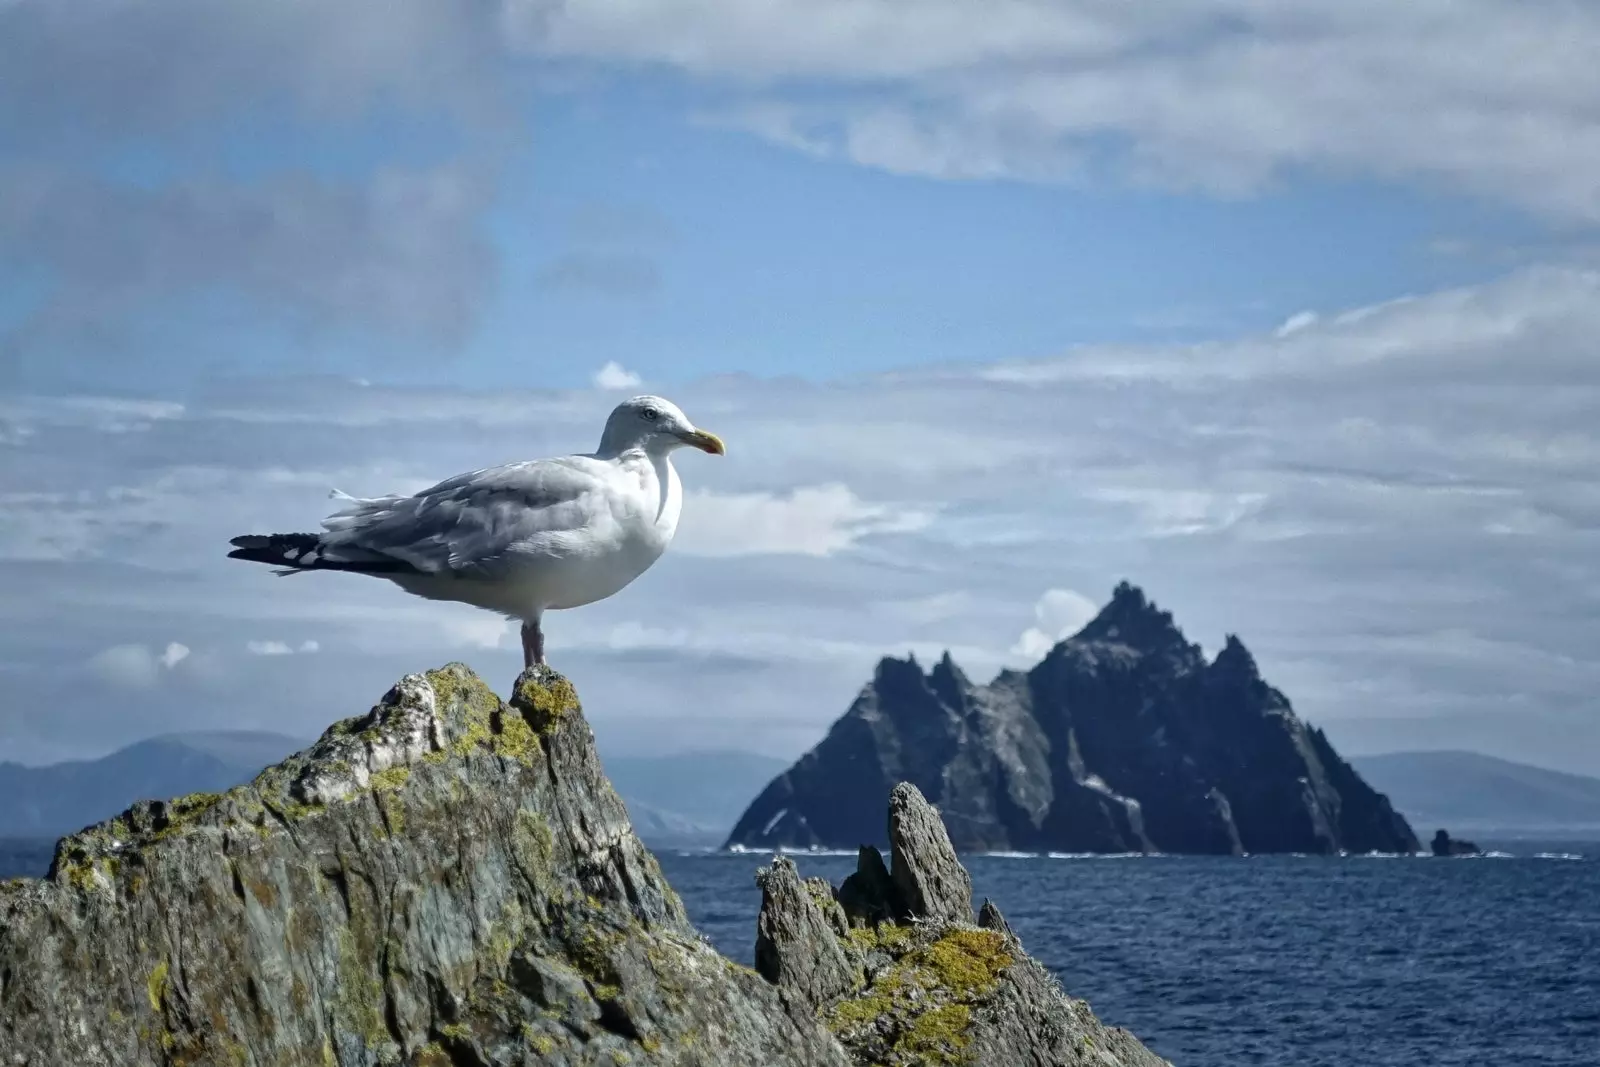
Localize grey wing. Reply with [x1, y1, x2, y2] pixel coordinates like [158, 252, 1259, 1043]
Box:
[318, 459, 603, 576]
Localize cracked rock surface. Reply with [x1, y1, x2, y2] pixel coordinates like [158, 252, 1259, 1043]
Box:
[1, 665, 1171, 1067]
[755, 784, 1172, 1067]
[0, 664, 846, 1067]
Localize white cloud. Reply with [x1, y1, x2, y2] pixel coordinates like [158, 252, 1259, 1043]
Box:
[8, 265, 1600, 772]
[1011, 589, 1099, 661]
[593, 360, 644, 390]
[88, 641, 189, 687]
[676, 484, 934, 557]
[1275, 310, 1318, 338]
[244, 638, 322, 656]
[527, 1, 1600, 221]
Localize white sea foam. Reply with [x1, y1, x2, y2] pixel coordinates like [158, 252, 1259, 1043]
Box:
[1534, 852, 1586, 861]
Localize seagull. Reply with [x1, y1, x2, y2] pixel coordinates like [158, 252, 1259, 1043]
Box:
[227, 395, 725, 668]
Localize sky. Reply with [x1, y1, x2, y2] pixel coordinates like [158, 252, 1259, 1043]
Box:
[2, 1, 1599, 775]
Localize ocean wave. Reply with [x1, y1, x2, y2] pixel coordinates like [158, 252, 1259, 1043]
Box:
[1534, 852, 1586, 861]
[722, 844, 860, 857]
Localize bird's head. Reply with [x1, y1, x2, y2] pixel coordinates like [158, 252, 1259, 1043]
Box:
[599, 395, 725, 458]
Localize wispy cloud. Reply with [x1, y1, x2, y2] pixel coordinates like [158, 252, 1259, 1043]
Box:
[528, 1, 1600, 221]
[3, 266, 1598, 770]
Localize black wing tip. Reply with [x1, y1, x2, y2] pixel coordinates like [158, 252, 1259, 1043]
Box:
[226, 532, 320, 567]
[226, 532, 416, 575]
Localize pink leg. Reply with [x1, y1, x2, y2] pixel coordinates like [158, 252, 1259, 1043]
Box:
[520, 619, 545, 668]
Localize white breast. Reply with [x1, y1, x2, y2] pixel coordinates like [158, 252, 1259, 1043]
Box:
[529, 452, 679, 612]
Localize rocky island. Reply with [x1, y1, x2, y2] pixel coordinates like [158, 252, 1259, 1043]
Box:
[1430, 829, 1483, 857]
[0, 663, 1169, 1066]
[728, 582, 1418, 856]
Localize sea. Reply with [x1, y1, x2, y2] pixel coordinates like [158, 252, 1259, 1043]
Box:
[659, 843, 1600, 1067]
[4, 840, 1595, 1065]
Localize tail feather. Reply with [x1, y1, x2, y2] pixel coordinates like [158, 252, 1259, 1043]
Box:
[227, 532, 414, 575]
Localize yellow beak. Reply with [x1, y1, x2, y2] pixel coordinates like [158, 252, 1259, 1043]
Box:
[679, 428, 726, 455]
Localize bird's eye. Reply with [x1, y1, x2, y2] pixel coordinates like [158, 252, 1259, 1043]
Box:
[641, 408, 660, 422]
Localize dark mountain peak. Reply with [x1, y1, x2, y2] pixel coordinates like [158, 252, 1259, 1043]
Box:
[872, 653, 925, 690]
[1211, 633, 1261, 681]
[927, 651, 971, 706]
[1071, 581, 1193, 658]
[729, 577, 1418, 858]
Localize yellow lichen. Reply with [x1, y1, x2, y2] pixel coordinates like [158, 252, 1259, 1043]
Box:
[514, 673, 579, 732]
[522, 1026, 556, 1055]
[911, 929, 1011, 994]
[512, 809, 555, 875]
[146, 961, 170, 1013]
[416, 1043, 452, 1067]
[847, 922, 914, 951]
[374, 787, 407, 836]
[332, 927, 388, 1050]
[438, 1022, 471, 1041]
[369, 765, 411, 792]
[493, 705, 541, 763]
[897, 1002, 973, 1063]
[824, 926, 1013, 1065]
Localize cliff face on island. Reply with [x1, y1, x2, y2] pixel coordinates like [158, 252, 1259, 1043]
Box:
[0, 663, 1168, 1067]
[727, 583, 1419, 856]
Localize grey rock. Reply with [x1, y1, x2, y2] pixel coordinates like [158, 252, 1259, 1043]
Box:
[835, 846, 896, 928]
[0, 663, 849, 1067]
[756, 782, 1171, 1067]
[977, 900, 1016, 941]
[1429, 828, 1483, 857]
[728, 580, 1419, 856]
[754, 858, 856, 1005]
[887, 784, 973, 926]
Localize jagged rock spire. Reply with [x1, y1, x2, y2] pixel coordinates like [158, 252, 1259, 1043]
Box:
[1211, 633, 1261, 680]
[1071, 581, 1192, 654]
[927, 650, 970, 708]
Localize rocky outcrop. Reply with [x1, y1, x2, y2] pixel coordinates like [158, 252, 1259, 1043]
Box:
[727, 582, 1419, 856]
[0, 663, 1170, 1067]
[755, 783, 1170, 1067]
[0, 665, 846, 1066]
[1430, 829, 1483, 856]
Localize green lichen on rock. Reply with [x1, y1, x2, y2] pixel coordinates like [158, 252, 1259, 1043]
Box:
[491, 703, 542, 762]
[332, 925, 392, 1056]
[513, 670, 580, 733]
[759, 783, 1173, 1067]
[912, 929, 1011, 995]
[369, 765, 410, 792]
[146, 960, 170, 1013]
[0, 664, 1167, 1067]
[824, 927, 1010, 1064]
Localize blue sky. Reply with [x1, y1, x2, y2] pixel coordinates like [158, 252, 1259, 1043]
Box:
[3, 1, 1600, 775]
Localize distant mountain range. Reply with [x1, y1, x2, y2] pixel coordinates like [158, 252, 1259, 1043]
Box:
[5, 650, 1598, 880]
[1350, 751, 1600, 834]
[0, 730, 306, 838]
[0, 727, 786, 868]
